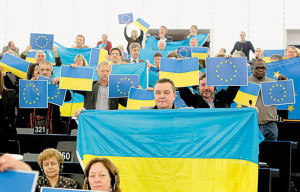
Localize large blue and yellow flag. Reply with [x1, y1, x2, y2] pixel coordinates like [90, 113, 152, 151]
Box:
[177, 46, 191, 58]
[118, 13, 133, 24]
[263, 49, 285, 63]
[30, 33, 54, 50]
[0, 53, 30, 79]
[159, 57, 199, 87]
[108, 74, 139, 98]
[112, 62, 148, 89]
[89, 48, 108, 66]
[139, 49, 170, 64]
[261, 80, 295, 106]
[192, 47, 209, 60]
[38, 76, 67, 107]
[25, 51, 37, 63]
[145, 34, 208, 51]
[134, 18, 150, 32]
[77, 108, 263, 192]
[59, 66, 94, 91]
[234, 82, 260, 107]
[206, 57, 248, 86]
[19, 80, 48, 108]
[126, 87, 155, 109]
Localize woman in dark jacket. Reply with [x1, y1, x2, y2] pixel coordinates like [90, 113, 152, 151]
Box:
[124, 24, 144, 53]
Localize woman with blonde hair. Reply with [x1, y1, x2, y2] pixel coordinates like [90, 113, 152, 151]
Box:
[285, 46, 300, 59]
[83, 157, 121, 192]
[70, 54, 88, 68]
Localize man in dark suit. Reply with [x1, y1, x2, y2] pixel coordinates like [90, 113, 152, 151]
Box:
[122, 43, 145, 63]
[152, 26, 173, 42]
[74, 61, 127, 117]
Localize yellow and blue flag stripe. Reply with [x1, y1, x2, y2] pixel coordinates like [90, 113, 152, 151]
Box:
[191, 47, 209, 60]
[59, 66, 94, 91]
[126, 88, 155, 109]
[159, 57, 199, 87]
[234, 82, 260, 107]
[77, 108, 263, 192]
[0, 53, 30, 79]
[134, 18, 150, 32]
[263, 49, 285, 63]
[89, 48, 108, 66]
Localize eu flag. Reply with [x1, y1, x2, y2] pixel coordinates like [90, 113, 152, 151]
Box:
[174, 91, 187, 108]
[159, 57, 199, 87]
[206, 57, 248, 86]
[126, 87, 155, 109]
[177, 46, 191, 58]
[122, 51, 128, 59]
[30, 33, 54, 50]
[261, 80, 295, 106]
[134, 18, 150, 32]
[118, 13, 133, 24]
[19, 80, 48, 108]
[109, 74, 139, 98]
[38, 76, 67, 107]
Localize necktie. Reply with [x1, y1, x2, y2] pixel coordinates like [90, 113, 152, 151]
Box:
[133, 60, 136, 63]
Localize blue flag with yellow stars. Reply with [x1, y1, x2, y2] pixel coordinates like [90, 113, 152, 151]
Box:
[177, 46, 191, 58]
[261, 80, 295, 106]
[19, 80, 48, 108]
[109, 74, 139, 98]
[174, 91, 187, 108]
[30, 33, 54, 50]
[118, 13, 133, 24]
[38, 76, 67, 107]
[206, 57, 248, 86]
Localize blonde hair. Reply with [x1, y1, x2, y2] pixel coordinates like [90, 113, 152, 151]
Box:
[74, 54, 88, 66]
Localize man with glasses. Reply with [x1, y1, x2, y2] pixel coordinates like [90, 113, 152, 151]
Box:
[249, 59, 287, 140]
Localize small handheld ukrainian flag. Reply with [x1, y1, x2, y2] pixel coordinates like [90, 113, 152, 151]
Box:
[192, 47, 209, 60]
[126, 87, 155, 109]
[159, 57, 199, 87]
[109, 74, 139, 98]
[134, 18, 150, 32]
[261, 80, 295, 106]
[118, 13, 133, 24]
[177, 46, 191, 58]
[234, 82, 260, 107]
[59, 66, 94, 91]
[25, 52, 37, 63]
[206, 57, 248, 86]
[0, 53, 30, 79]
[89, 48, 108, 66]
[38, 76, 67, 107]
[19, 80, 48, 108]
[263, 49, 285, 63]
[30, 33, 54, 50]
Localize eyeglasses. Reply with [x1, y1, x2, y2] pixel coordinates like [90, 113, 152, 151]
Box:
[253, 66, 267, 70]
[75, 60, 83, 62]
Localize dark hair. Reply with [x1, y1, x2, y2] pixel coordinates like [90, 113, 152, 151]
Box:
[154, 52, 162, 58]
[191, 25, 198, 30]
[252, 58, 266, 67]
[110, 48, 122, 56]
[27, 63, 39, 80]
[83, 157, 120, 192]
[76, 35, 85, 44]
[199, 72, 206, 81]
[167, 51, 179, 59]
[154, 78, 176, 93]
[161, 26, 168, 33]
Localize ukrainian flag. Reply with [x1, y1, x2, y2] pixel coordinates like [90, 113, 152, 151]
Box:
[191, 47, 209, 60]
[126, 88, 155, 109]
[59, 66, 94, 91]
[234, 82, 260, 107]
[159, 57, 199, 87]
[0, 53, 30, 79]
[263, 49, 285, 63]
[25, 52, 37, 63]
[77, 108, 263, 192]
[134, 18, 150, 32]
[89, 48, 108, 66]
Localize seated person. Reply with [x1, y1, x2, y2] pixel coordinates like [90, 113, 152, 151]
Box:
[0, 41, 20, 58]
[270, 54, 284, 62]
[109, 48, 123, 65]
[148, 26, 173, 42]
[96, 34, 112, 54]
[178, 72, 240, 108]
[185, 25, 210, 47]
[71, 35, 89, 49]
[21, 47, 62, 66]
[70, 54, 88, 67]
[157, 40, 166, 51]
[141, 78, 177, 109]
[36, 148, 77, 191]
[83, 157, 121, 191]
[189, 38, 199, 47]
[285, 46, 300, 59]
[167, 51, 179, 59]
[153, 52, 162, 69]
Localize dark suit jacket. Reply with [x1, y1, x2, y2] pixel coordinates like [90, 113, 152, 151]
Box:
[75, 81, 127, 110]
[21, 52, 62, 66]
[153, 35, 173, 42]
[122, 58, 146, 63]
[178, 86, 240, 108]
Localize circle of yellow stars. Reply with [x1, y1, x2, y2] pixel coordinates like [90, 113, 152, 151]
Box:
[121, 15, 130, 23]
[35, 35, 49, 48]
[116, 77, 135, 95]
[215, 60, 238, 82]
[47, 82, 60, 100]
[178, 48, 189, 58]
[23, 83, 40, 105]
[268, 83, 286, 103]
